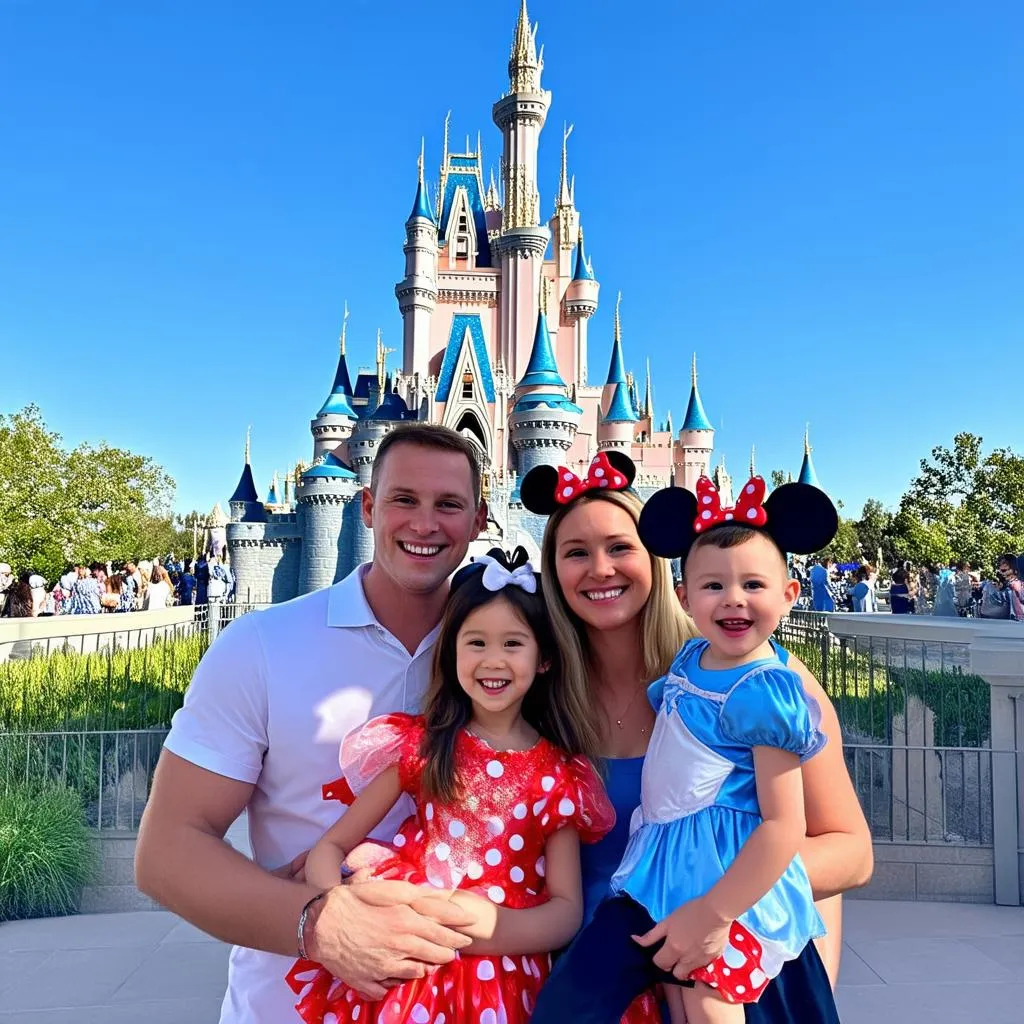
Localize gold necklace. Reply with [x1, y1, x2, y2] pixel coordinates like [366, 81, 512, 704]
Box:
[604, 685, 648, 735]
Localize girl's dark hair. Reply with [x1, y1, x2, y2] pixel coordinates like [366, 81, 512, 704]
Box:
[420, 553, 596, 803]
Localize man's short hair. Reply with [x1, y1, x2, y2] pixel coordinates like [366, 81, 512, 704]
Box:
[370, 424, 482, 503]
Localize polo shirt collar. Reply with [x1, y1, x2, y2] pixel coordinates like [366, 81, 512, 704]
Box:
[326, 563, 377, 628]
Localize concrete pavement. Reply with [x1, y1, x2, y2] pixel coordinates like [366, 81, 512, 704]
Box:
[0, 899, 1021, 1022]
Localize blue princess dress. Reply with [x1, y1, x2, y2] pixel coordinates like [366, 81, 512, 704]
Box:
[609, 638, 827, 1004]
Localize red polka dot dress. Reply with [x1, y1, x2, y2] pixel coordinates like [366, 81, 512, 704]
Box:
[286, 713, 620, 1024]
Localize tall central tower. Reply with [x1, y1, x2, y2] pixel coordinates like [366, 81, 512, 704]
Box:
[492, 0, 551, 382]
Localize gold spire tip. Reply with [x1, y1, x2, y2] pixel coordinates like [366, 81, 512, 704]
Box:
[614, 291, 622, 343]
[244, 425, 251, 465]
[804, 422, 811, 454]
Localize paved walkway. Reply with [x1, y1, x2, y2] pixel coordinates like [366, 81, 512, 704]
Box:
[0, 899, 1021, 1022]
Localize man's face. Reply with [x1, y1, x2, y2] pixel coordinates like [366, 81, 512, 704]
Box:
[361, 443, 485, 596]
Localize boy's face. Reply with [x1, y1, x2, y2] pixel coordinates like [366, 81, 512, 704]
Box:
[678, 532, 800, 667]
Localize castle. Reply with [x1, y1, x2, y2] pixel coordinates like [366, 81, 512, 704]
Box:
[225, 0, 821, 604]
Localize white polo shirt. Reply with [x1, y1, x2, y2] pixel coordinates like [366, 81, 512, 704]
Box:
[164, 563, 439, 1024]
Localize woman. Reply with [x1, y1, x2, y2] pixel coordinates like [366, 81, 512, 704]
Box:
[64, 564, 103, 615]
[534, 474, 872, 1017]
[889, 568, 913, 615]
[143, 566, 174, 609]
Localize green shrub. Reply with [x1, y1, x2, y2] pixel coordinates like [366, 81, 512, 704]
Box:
[0, 784, 97, 921]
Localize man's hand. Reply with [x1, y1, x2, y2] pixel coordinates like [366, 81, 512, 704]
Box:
[307, 880, 476, 1000]
[632, 898, 731, 979]
[270, 850, 308, 883]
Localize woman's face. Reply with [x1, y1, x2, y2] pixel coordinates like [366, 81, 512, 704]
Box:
[552, 498, 653, 633]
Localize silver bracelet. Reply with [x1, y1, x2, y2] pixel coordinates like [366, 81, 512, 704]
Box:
[296, 892, 325, 959]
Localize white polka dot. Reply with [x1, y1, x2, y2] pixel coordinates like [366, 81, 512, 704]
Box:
[349, 1010, 358, 1022]
[725, 512, 734, 520]
[535, 856, 546, 876]
[541, 776, 555, 792]
[425, 803, 434, 820]
[513, 802, 527, 819]
[324, 1013, 338, 1024]
[486, 760, 504, 778]
[426, 871, 444, 888]
[701, 509, 712, 520]
[521, 992, 532, 1013]
[724, 945, 746, 968]
[746, 507, 757, 519]
[562, 486, 573, 498]
[532, 798, 547, 815]
[702, 495, 712, 504]
[508, 834, 524, 851]
[510, 866, 525, 883]
[411, 1006, 430, 1024]
[466, 861, 483, 879]
[541, 813, 550, 826]
[476, 960, 496, 981]
[598, 478, 609, 487]
[481, 1011, 499, 1024]
[594, 467, 605, 477]
[435, 1016, 446, 1024]
[749, 968, 767, 987]
[558, 797, 575, 816]
[734, 932, 745, 944]
[485, 848, 501, 866]
[487, 886, 505, 904]
[434, 842, 451, 861]
[746, 484, 755, 494]
[502, 955, 517, 972]
[486, 816, 504, 836]
[521, 956, 531, 972]
[415, 830, 423, 840]
[736, 985, 746, 995]
[393, 1002, 402, 1015]
[393, 833, 406, 847]
[723, 966, 731, 976]
[448, 820, 465, 838]
[562, 471, 572, 481]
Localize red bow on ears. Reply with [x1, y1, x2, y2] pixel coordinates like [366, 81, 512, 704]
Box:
[554, 453, 630, 505]
[694, 475, 768, 532]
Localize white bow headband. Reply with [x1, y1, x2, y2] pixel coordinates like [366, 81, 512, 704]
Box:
[473, 554, 538, 595]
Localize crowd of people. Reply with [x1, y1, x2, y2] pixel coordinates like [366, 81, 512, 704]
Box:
[0, 553, 234, 619]
[800, 554, 1023, 620]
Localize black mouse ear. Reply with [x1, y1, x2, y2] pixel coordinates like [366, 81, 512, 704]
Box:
[519, 465, 560, 516]
[507, 545, 531, 570]
[763, 483, 839, 555]
[603, 451, 637, 489]
[637, 487, 699, 560]
[450, 560, 484, 593]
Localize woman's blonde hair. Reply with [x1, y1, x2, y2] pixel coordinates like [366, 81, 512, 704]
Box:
[540, 489, 699, 729]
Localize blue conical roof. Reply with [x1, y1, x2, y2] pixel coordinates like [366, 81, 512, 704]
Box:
[798, 451, 821, 488]
[603, 382, 637, 423]
[317, 348, 357, 419]
[518, 312, 566, 389]
[229, 463, 259, 503]
[605, 333, 626, 387]
[409, 178, 433, 223]
[573, 235, 595, 281]
[681, 383, 712, 431]
[370, 389, 413, 421]
[303, 452, 358, 480]
[265, 480, 280, 505]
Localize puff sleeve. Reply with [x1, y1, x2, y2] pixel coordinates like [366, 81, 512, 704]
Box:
[543, 754, 616, 845]
[338, 712, 424, 795]
[719, 667, 827, 763]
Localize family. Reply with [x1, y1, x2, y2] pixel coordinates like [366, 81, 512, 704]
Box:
[136, 423, 873, 1023]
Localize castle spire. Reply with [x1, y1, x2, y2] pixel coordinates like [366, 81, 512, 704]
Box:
[681, 353, 712, 431]
[244, 425, 251, 465]
[508, 0, 541, 93]
[643, 358, 654, 420]
[485, 168, 501, 211]
[798, 424, 822, 488]
[409, 139, 433, 222]
[339, 300, 349, 355]
[557, 123, 574, 208]
[605, 291, 627, 386]
[666, 409, 674, 435]
[230, 428, 259, 504]
[749, 445, 757, 478]
[518, 306, 566, 389]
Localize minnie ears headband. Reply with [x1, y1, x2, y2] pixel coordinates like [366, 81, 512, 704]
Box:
[520, 450, 837, 559]
[520, 451, 636, 516]
[639, 475, 839, 560]
[451, 545, 540, 595]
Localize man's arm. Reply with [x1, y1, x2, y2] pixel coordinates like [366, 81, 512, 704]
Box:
[136, 751, 320, 954]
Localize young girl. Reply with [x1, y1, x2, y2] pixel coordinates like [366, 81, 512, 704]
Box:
[284, 546, 621, 1024]
[529, 474, 839, 1024]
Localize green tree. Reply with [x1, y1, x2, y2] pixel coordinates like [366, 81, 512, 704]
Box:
[855, 498, 894, 568]
[818, 518, 861, 564]
[0, 406, 178, 581]
[769, 469, 787, 490]
[899, 433, 1024, 568]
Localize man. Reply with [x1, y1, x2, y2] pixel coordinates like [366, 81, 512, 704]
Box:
[0, 563, 13, 617]
[136, 424, 488, 1022]
[809, 555, 839, 612]
[954, 561, 973, 616]
[997, 553, 1024, 621]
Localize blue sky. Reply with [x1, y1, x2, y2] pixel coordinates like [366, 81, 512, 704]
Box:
[1, 0, 1020, 518]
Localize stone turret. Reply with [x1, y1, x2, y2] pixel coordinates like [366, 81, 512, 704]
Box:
[675, 354, 714, 492]
[598, 382, 637, 452]
[562, 226, 598, 386]
[797, 425, 822, 489]
[311, 306, 358, 460]
[297, 453, 359, 594]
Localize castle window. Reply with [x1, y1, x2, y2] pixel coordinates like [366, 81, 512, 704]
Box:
[462, 371, 474, 399]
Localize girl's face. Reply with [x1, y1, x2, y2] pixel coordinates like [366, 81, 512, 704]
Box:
[553, 498, 653, 633]
[455, 596, 544, 721]
[679, 533, 800, 667]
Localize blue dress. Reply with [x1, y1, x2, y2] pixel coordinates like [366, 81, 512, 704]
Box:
[609, 639, 826, 988]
